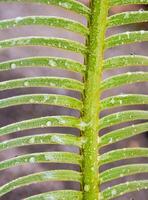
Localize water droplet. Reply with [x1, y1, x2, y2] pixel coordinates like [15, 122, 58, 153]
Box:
[111, 98, 115, 104]
[24, 81, 29, 86]
[48, 59, 57, 67]
[43, 95, 49, 102]
[111, 189, 117, 196]
[139, 8, 144, 13]
[11, 63, 16, 69]
[80, 121, 87, 128]
[15, 17, 22, 23]
[84, 185, 90, 192]
[46, 121, 51, 126]
[29, 157, 35, 163]
[140, 30, 145, 34]
[127, 72, 132, 75]
[29, 137, 35, 144]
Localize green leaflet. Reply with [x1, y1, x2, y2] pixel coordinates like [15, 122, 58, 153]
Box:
[0, 134, 81, 151]
[0, 152, 82, 170]
[0, 77, 84, 92]
[101, 72, 148, 91]
[105, 31, 148, 49]
[0, 56, 86, 73]
[101, 180, 148, 199]
[0, 0, 90, 17]
[108, 11, 148, 27]
[100, 122, 148, 147]
[0, 37, 87, 54]
[0, 16, 89, 36]
[104, 55, 148, 70]
[100, 148, 148, 165]
[0, 116, 81, 137]
[0, 170, 82, 197]
[100, 164, 148, 183]
[0, 94, 82, 110]
[101, 94, 148, 110]
[110, 0, 148, 7]
[25, 190, 83, 200]
[99, 110, 148, 130]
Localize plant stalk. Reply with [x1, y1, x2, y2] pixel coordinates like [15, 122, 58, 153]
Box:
[82, 1, 109, 200]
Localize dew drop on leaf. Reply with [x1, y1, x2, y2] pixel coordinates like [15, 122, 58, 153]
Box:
[111, 189, 117, 196]
[29, 157, 35, 163]
[139, 8, 144, 13]
[48, 59, 57, 67]
[24, 81, 29, 86]
[84, 185, 90, 192]
[15, 17, 22, 23]
[29, 137, 35, 144]
[11, 63, 16, 69]
[46, 121, 52, 126]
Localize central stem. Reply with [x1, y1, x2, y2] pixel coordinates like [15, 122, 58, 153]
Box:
[82, 1, 109, 200]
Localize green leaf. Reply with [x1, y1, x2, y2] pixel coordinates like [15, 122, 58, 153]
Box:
[0, 94, 82, 110]
[104, 55, 148, 71]
[0, 170, 82, 197]
[105, 31, 148, 49]
[108, 11, 148, 27]
[100, 164, 148, 183]
[0, 37, 87, 54]
[0, 77, 84, 92]
[0, 152, 82, 170]
[25, 190, 83, 200]
[101, 72, 148, 91]
[110, 0, 148, 7]
[0, 116, 81, 137]
[0, 0, 90, 17]
[0, 134, 81, 151]
[100, 148, 148, 165]
[100, 122, 148, 147]
[99, 110, 148, 130]
[101, 94, 148, 110]
[101, 180, 148, 200]
[0, 16, 89, 36]
[0, 56, 86, 73]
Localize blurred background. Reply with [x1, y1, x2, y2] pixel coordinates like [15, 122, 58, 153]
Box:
[0, 0, 148, 199]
